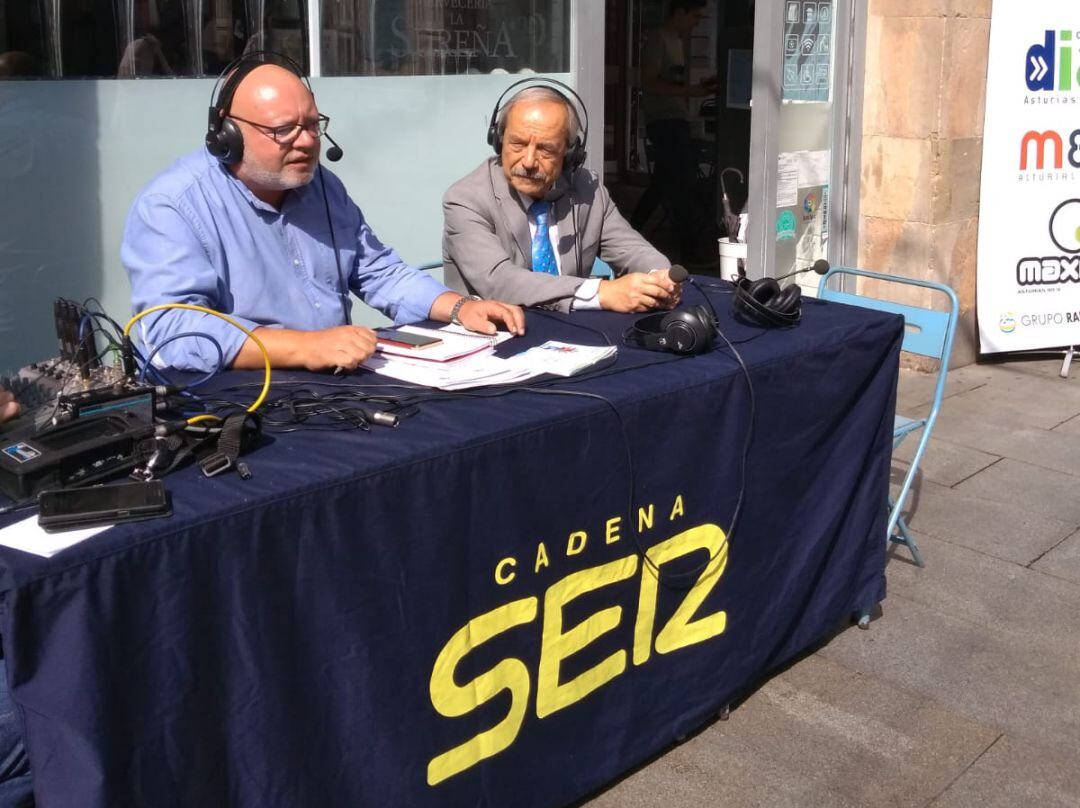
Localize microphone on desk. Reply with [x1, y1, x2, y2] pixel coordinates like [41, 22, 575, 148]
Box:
[770, 259, 831, 284]
[324, 134, 344, 162]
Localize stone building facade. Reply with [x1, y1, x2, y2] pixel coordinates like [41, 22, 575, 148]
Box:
[858, 0, 991, 365]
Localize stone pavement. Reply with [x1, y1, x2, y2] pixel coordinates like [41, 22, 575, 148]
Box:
[585, 357, 1080, 808]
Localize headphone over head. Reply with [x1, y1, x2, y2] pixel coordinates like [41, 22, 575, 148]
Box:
[486, 77, 590, 173]
[629, 305, 717, 355]
[205, 51, 312, 166]
[732, 275, 803, 327]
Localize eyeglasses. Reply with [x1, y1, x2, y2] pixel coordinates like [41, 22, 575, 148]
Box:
[228, 114, 330, 145]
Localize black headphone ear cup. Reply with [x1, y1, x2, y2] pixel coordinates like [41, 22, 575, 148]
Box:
[749, 277, 780, 305]
[488, 122, 499, 154]
[566, 137, 585, 171]
[772, 284, 802, 315]
[213, 118, 244, 165]
[206, 52, 310, 166]
[666, 321, 697, 354]
[690, 305, 717, 340]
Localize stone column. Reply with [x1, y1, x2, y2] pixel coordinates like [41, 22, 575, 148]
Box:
[858, 0, 990, 366]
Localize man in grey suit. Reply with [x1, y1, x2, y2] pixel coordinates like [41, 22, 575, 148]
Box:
[442, 83, 682, 313]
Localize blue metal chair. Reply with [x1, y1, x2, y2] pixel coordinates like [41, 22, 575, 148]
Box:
[818, 267, 960, 575]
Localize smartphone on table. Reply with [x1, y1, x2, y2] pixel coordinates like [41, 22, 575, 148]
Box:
[37, 480, 171, 533]
[377, 330, 443, 350]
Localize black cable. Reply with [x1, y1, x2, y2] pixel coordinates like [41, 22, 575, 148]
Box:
[318, 165, 350, 327]
[0, 499, 38, 517]
[528, 307, 612, 346]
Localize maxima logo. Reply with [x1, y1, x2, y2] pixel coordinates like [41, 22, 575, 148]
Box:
[1016, 200, 1080, 286]
[1026, 30, 1080, 91]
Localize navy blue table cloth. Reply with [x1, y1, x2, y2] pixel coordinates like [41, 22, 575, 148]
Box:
[0, 283, 903, 807]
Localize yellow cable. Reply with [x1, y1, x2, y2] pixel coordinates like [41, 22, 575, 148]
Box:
[123, 303, 272, 424]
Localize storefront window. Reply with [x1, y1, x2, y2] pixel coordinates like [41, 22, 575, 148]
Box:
[0, 0, 309, 79]
[320, 0, 570, 76]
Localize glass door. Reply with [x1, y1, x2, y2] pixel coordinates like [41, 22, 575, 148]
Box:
[746, 0, 866, 289]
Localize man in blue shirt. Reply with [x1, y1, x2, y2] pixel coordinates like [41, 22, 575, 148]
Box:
[123, 62, 525, 373]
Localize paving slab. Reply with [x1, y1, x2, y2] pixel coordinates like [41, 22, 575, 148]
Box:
[818, 592, 1080, 751]
[900, 480, 1075, 565]
[930, 410, 1080, 478]
[929, 733, 1080, 808]
[883, 534, 1080, 661]
[897, 366, 989, 413]
[1052, 412, 1080, 438]
[979, 355, 1075, 381]
[586, 655, 997, 808]
[891, 437, 1000, 488]
[953, 458, 1080, 526]
[1032, 528, 1080, 585]
[937, 375, 1080, 431]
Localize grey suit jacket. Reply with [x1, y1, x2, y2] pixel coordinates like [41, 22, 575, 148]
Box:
[442, 157, 670, 312]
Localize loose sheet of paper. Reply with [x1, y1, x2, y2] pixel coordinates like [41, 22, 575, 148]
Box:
[0, 515, 110, 558]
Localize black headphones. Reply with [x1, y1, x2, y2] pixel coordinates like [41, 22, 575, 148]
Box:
[628, 305, 717, 355]
[732, 275, 802, 327]
[205, 51, 312, 165]
[486, 77, 590, 173]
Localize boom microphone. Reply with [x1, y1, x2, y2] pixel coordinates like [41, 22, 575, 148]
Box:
[324, 133, 344, 162]
[774, 259, 830, 284]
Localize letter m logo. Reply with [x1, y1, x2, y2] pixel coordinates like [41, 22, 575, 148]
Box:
[1021, 131, 1063, 170]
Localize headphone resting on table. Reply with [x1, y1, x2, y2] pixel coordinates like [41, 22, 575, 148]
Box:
[628, 305, 717, 355]
[732, 274, 803, 327]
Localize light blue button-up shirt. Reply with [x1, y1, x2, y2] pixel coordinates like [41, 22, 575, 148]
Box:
[122, 147, 446, 371]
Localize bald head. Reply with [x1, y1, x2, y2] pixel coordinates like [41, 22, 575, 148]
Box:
[225, 63, 322, 207]
[228, 63, 312, 120]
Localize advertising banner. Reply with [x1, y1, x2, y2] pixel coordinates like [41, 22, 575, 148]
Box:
[978, 0, 1080, 352]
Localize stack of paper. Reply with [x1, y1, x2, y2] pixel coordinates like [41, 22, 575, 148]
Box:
[362, 327, 617, 391]
[375, 325, 509, 362]
[504, 341, 617, 377]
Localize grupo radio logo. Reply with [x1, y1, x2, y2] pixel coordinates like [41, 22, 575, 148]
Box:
[1026, 30, 1080, 92]
[999, 313, 1018, 333]
[1016, 200, 1080, 287]
[803, 192, 819, 216]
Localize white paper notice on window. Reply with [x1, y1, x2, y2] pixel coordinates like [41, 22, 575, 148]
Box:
[796, 150, 831, 187]
[777, 154, 799, 208]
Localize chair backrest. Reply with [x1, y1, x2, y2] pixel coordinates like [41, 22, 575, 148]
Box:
[817, 267, 959, 362]
[818, 266, 959, 437]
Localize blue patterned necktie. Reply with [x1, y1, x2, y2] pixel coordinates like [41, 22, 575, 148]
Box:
[529, 200, 559, 276]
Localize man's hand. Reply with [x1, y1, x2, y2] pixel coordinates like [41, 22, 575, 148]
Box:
[297, 326, 378, 371]
[650, 268, 683, 310]
[0, 388, 20, 424]
[456, 299, 526, 336]
[598, 272, 679, 313]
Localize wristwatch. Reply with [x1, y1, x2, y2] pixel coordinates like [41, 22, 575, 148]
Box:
[450, 295, 481, 326]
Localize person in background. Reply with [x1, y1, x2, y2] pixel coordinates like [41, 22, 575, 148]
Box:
[631, 0, 715, 263]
